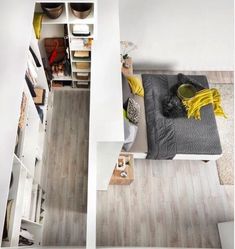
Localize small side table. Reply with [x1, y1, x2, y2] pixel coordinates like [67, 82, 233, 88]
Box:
[121, 57, 133, 77]
[109, 153, 134, 185]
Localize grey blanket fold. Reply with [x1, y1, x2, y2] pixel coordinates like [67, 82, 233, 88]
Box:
[142, 74, 222, 160]
[143, 74, 176, 159]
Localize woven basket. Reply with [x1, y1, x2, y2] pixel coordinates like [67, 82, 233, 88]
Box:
[70, 3, 92, 19]
[41, 3, 64, 19]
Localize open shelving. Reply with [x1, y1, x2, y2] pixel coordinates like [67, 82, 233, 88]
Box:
[1, 25, 48, 248]
[1, 155, 45, 247]
[34, 0, 97, 89]
[1, 157, 27, 247]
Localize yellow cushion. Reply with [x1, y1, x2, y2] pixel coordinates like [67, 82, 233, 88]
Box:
[126, 76, 144, 96]
[33, 13, 43, 39]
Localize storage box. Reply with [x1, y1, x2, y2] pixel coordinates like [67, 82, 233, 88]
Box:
[74, 51, 90, 58]
[75, 62, 90, 69]
[75, 72, 89, 80]
[33, 88, 46, 105]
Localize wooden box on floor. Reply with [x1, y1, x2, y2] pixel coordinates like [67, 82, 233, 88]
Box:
[109, 153, 134, 185]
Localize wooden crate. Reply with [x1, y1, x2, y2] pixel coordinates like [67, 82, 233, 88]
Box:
[109, 153, 134, 185]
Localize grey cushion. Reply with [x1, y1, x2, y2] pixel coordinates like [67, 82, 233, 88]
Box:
[123, 117, 138, 151]
[122, 73, 133, 109]
[127, 98, 140, 125]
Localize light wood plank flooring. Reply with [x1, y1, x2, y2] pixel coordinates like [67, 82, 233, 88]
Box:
[134, 70, 234, 84]
[96, 70, 234, 247]
[42, 90, 89, 246]
[97, 160, 234, 247]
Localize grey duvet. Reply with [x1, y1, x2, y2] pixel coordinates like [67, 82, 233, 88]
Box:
[142, 74, 222, 159]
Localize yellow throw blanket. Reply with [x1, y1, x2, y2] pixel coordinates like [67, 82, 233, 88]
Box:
[182, 88, 227, 120]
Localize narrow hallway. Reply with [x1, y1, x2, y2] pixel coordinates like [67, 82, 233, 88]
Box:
[41, 90, 89, 246]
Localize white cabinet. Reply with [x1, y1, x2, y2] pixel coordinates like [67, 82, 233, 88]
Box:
[34, 0, 97, 89]
[0, 21, 49, 248]
[218, 221, 234, 249]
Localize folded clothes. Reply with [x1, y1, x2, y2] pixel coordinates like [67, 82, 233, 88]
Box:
[74, 51, 89, 58]
[20, 228, 34, 241]
[19, 228, 34, 246]
[75, 62, 90, 69]
[19, 236, 34, 246]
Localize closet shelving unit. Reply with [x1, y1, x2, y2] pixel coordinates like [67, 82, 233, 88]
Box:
[1, 29, 48, 247]
[35, 0, 97, 89]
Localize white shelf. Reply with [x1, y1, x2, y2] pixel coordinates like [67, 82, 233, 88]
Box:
[52, 75, 72, 81]
[22, 176, 33, 220]
[20, 85, 40, 176]
[15, 91, 30, 160]
[13, 155, 30, 176]
[70, 45, 91, 52]
[21, 218, 42, 228]
[34, 160, 42, 185]
[2, 160, 27, 247]
[72, 56, 91, 62]
[74, 79, 90, 83]
[29, 183, 38, 222]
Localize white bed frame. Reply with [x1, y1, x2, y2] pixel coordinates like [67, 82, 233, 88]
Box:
[133, 152, 222, 161]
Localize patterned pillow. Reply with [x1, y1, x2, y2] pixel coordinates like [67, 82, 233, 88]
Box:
[127, 98, 140, 125]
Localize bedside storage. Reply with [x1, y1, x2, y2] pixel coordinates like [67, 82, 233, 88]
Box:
[109, 153, 134, 185]
[121, 57, 133, 77]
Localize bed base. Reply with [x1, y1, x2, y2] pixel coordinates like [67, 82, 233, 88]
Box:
[132, 152, 222, 161]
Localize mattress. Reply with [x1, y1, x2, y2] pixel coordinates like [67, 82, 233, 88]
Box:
[130, 74, 222, 158]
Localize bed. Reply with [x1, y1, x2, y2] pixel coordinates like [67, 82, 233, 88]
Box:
[124, 74, 222, 160]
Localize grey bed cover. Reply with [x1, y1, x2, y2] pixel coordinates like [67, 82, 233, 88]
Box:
[142, 74, 222, 159]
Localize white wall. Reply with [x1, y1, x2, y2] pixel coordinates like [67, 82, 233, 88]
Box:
[218, 221, 234, 249]
[119, 0, 234, 71]
[97, 142, 123, 190]
[87, 0, 123, 247]
[0, 0, 35, 241]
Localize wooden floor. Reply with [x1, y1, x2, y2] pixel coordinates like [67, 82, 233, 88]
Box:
[41, 90, 89, 246]
[97, 160, 234, 247]
[40, 71, 233, 247]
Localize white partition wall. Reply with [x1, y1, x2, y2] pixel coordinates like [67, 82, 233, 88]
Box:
[87, 0, 123, 247]
[0, 0, 35, 241]
[97, 142, 124, 190]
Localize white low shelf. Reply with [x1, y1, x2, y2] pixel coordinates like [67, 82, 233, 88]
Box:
[1, 23, 48, 247]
